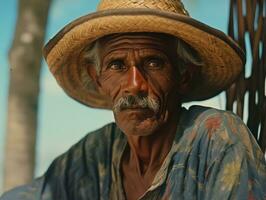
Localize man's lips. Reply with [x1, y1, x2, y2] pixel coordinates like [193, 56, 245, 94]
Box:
[121, 107, 153, 114]
[121, 106, 148, 111]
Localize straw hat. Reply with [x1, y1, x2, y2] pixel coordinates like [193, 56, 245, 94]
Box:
[43, 0, 245, 109]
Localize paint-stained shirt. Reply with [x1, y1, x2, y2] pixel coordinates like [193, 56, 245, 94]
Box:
[1, 106, 266, 200]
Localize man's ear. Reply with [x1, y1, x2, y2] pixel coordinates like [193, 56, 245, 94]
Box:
[178, 64, 199, 95]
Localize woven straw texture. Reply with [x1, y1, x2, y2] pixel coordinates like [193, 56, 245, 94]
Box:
[43, 0, 244, 109]
[97, 0, 189, 15]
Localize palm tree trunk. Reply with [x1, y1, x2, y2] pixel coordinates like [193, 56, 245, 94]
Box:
[4, 0, 51, 191]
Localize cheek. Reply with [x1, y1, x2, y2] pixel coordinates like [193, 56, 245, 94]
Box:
[147, 70, 178, 99]
[98, 72, 123, 102]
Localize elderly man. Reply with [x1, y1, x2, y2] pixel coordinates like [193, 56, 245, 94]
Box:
[1, 0, 266, 199]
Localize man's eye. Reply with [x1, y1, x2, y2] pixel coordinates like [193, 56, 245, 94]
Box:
[145, 58, 164, 69]
[107, 60, 125, 70]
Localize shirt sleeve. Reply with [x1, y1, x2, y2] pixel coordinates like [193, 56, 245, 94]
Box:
[203, 112, 266, 200]
[0, 122, 117, 200]
[0, 177, 44, 200]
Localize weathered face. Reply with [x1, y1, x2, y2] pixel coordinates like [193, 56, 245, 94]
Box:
[95, 33, 186, 136]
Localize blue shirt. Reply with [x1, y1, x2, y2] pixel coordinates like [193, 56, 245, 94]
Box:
[1, 106, 266, 199]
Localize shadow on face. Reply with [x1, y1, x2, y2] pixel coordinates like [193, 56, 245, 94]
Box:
[86, 32, 199, 136]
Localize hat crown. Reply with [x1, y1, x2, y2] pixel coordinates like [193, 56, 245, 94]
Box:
[97, 0, 189, 15]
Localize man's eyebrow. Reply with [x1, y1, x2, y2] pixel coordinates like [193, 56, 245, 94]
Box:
[103, 51, 128, 61]
[138, 48, 168, 54]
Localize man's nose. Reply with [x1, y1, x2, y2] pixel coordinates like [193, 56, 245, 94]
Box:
[124, 66, 148, 95]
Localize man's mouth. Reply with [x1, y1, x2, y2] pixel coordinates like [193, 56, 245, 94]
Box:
[122, 106, 148, 111]
[121, 106, 153, 114]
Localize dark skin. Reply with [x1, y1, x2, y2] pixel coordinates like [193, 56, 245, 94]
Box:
[87, 33, 192, 200]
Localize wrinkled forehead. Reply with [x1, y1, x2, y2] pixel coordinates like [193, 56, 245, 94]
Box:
[98, 32, 177, 55]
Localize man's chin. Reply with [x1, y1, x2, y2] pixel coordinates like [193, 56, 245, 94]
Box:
[118, 108, 155, 120]
[123, 126, 159, 137]
[115, 116, 161, 137]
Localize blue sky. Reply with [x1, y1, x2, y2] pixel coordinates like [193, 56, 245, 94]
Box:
[0, 0, 231, 194]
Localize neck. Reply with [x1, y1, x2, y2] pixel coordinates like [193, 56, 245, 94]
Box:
[125, 111, 180, 176]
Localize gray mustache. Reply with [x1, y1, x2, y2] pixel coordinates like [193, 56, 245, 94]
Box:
[113, 95, 160, 113]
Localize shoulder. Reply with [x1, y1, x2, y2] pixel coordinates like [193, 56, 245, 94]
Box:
[184, 106, 266, 197]
[186, 105, 241, 126]
[55, 122, 119, 165]
[185, 105, 252, 143]
[0, 178, 44, 200]
[42, 122, 123, 198]
[183, 106, 265, 165]
[0, 122, 121, 200]
[42, 122, 120, 190]
[180, 106, 264, 160]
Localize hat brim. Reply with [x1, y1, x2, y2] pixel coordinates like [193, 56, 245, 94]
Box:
[43, 8, 245, 109]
